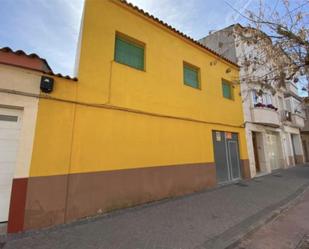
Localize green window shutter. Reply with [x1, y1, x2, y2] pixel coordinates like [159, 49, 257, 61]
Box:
[184, 65, 199, 88]
[115, 35, 144, 70]
[222, 80, 232, 99]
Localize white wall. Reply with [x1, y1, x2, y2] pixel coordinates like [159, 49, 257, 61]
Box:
[0, 64, 40, 178]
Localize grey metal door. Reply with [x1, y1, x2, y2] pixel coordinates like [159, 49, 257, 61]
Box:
[212, 131, 241, 184]
[212, 131, 229, 183]
[227, 140, 241, 180]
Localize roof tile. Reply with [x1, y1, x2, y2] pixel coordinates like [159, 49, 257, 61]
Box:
[0, 47, 77, 81]
[119, 0, 238, 68]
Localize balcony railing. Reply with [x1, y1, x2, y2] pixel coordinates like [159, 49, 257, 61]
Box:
[281, 110, 305, 128]
[251, 105, 280, 127]
[286, 82, 299, 96]
[291, 113, 305, 128]
[281, 110, 292, 122]
[302, 119, 309, 132]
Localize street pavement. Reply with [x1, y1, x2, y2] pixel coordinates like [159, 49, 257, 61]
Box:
[234, 184, 309, 249]
[2, 165, 309, 249]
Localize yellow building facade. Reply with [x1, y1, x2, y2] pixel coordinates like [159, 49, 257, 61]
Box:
[5, 0, 249, 232]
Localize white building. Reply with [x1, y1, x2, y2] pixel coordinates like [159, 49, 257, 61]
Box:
[301, 98, 309, 162]
[200, 24, 306, 178]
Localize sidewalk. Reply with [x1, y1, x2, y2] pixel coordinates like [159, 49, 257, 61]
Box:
[234, 184, 309, 249]
[2, 165, 309, 249]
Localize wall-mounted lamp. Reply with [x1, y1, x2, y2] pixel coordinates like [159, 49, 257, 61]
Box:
[40, 76, 54, 93]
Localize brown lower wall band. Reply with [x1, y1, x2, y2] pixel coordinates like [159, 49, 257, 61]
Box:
[23, 160, 249, 231]
[288, 155, 304, 166]
[241, 159, 250, 179]
[295, 155, 304, 164]
[7, 178, 28, 233]
[288, 156, 295, 166]
[24, 162, 216, 230]
[23, 174, 68, 230]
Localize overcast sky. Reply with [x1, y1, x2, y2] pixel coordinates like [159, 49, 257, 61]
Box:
[0, 0, 259, 76]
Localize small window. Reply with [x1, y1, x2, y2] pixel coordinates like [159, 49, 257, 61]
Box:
[252, 90, 258, 104]
[222, 80, 233, 99]
[265, 94, 272, 105]
[114, 34, 145, 70]
[183, 63, 200, 89]
[0, 114, 18, 122]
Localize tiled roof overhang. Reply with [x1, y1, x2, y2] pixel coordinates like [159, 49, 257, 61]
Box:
[118, 0, 239, 69]
[0, 47, 77, 81]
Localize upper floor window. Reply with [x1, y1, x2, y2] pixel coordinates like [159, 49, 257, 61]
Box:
[264, 94, 272, 105]
[252, 90, 278, 110]
[114, 33, 145, 71]
[183, 63, 200, 89]
[222, 79, 233, 100]
[252, 90, 258, 104]
[252, 90, 272, 105]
